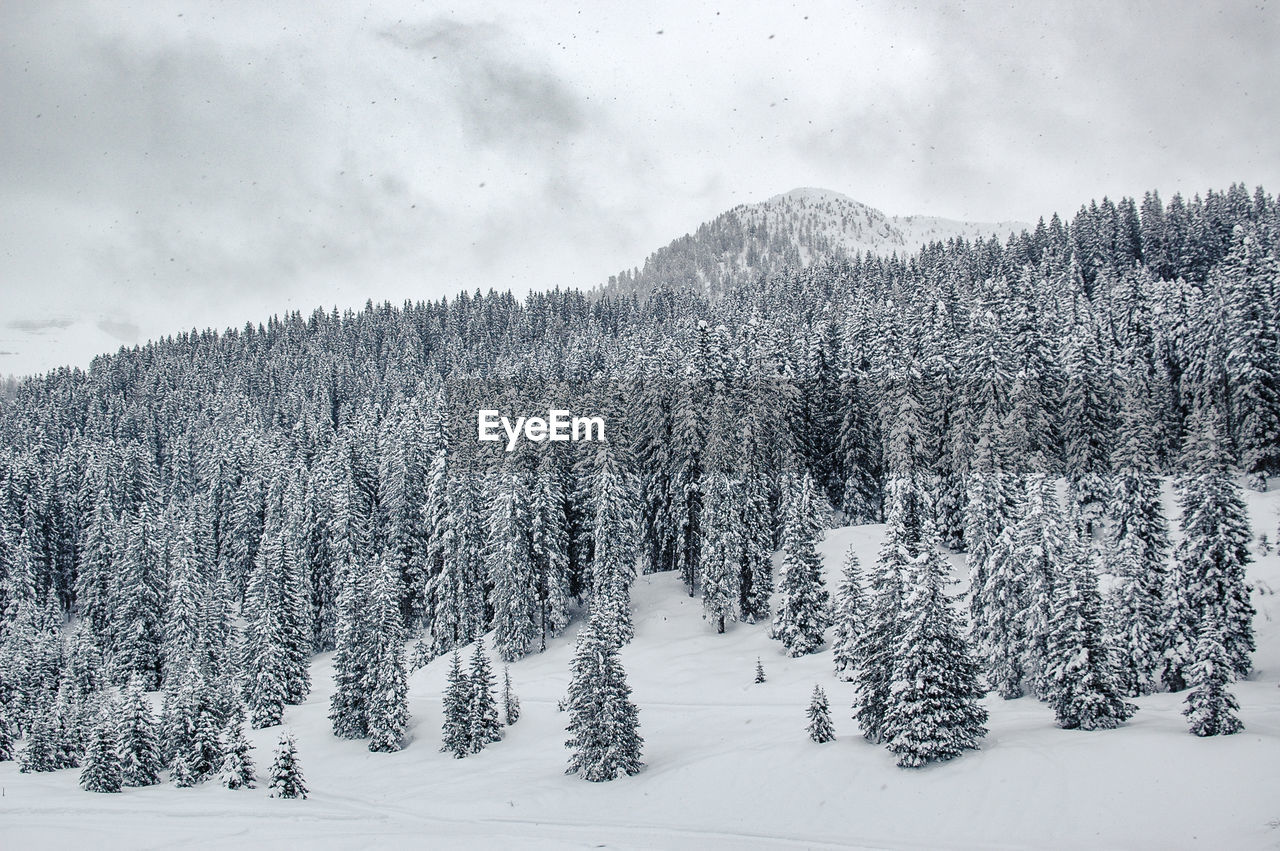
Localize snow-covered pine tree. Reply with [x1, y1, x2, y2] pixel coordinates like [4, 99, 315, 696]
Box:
[118, 675, 162, 787]
[883, 522, 988, 767]
[502, 665, 520, 726]
[1061, 318, 1114, 536]
[1046, 522, 1136, 730]
[367, 556, 409, 753]
[280, 472, 313, 705]
[838, 358, 882, 524]
[441, 649, 472, 758]
[1219, 226, 1280, 491]
[771, 471, 830, 656]
[669, 372, 706, 597]
[1172, 411, 1256, 682]
[467, 637, 503, 754]
[242, 480, 292, 729]
[530, 451, 571, 649]
[219, 708, 257, 789]
[737, 443, 776, 624]
[52, 680, 86, 769]
[164, 658, 224, 785]
[329, 558, 373, 739]
[565, 606, 643, 781]
[590, 443, 641, 645]
[754, 657, 766, 684]
[1106, 365, 1172, 696]
[1014, 473, 1068, 699]
[807, 685, 835, 744]
[267, 731, 307, 799]
[486, 460, 540, 662]
[699, 466, 742, 634]
[424, 448, 488, 658]
[19, 701, 58, 773]
[163, 515, 205, 678]
[853, 472, 921, 743]
[966, 406, 1024, 699]
[74, 494, 116, 644]
[831, 546, 866, 681]
[700, 390, 743, 634]
[110, 509, 164, 690]
[1183, 623, 1244, 737]
[0, 713, 12, 762]
[79, 703, 124, 793]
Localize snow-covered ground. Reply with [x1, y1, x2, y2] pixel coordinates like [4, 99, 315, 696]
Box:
[3, 486, 1279, 850]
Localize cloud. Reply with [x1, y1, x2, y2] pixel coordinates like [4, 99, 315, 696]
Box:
[379, 19, 587, 149]
[1, 0, 1277, 377]
[7, 318, 74, 334]
[96, 319, 139, 344]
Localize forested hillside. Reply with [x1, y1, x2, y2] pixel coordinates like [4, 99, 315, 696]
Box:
[0, 182, 1276, 785]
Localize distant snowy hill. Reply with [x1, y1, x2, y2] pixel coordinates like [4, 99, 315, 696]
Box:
[602, 188, 1028, 299]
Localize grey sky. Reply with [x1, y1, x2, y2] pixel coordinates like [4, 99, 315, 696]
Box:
[1, 0, 1277, 376]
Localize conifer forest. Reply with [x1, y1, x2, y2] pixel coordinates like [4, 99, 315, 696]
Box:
[1, 182, 1277, 821]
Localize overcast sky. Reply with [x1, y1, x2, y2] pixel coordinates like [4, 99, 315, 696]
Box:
[2, 0, 1277, 376]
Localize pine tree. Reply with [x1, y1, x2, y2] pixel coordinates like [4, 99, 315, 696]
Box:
[367, 557, 409, 753]
[1219, 227, 1280, 490]
[1172, 412, 1256, 682]
[831, 547, 866, 681]
[0, 714, 13, 762]
[853, 474, 920, 743]
[502, 666, 520, 726]
[1014, 473, 1068, 699]
[267, 731, 307, 799]
[329, 558, 373, 739]
[79, 704, 124, 793]
[1183, 624, 1244, 737]
[110, 510, 164, 690]
[242, 495, 291, 729]
[440, 649, 472, 758]
[699, 468, 742, 634]
[883, 524, 988, 767]
[19, 702, 58, 773]
[467, 637, 503, 753]
[1046, 527, 1136, 730]
[754, 657, 766, 684]
[771, 472, 830, 656]
[565, 607, 643, 781]
[1061, 323, 1114, 535]
[165, 659, 224, 785]
[219, 710, 257, 789]
[1107, 368, 1172, 696]
[424, 450, 487, 658]
[530, 452, 571, 648]
[806, 685, 835, 743]
[52, 681, 86, 769]
[118, 676, 162, 787]
[486, 461, 540, 662]
[589, 444, 640, 644]
[966, 407, 1023, 699]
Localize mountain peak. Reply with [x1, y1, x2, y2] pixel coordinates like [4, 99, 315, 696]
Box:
[601, 189, 1029, 299]
[766, 187, 858, 204]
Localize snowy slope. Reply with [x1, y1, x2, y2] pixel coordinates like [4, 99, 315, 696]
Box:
[2, 486, 1279, 850]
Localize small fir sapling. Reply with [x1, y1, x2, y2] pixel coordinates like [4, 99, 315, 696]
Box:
[267, 731, 307, 799]
[807, 685, 835, 744]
